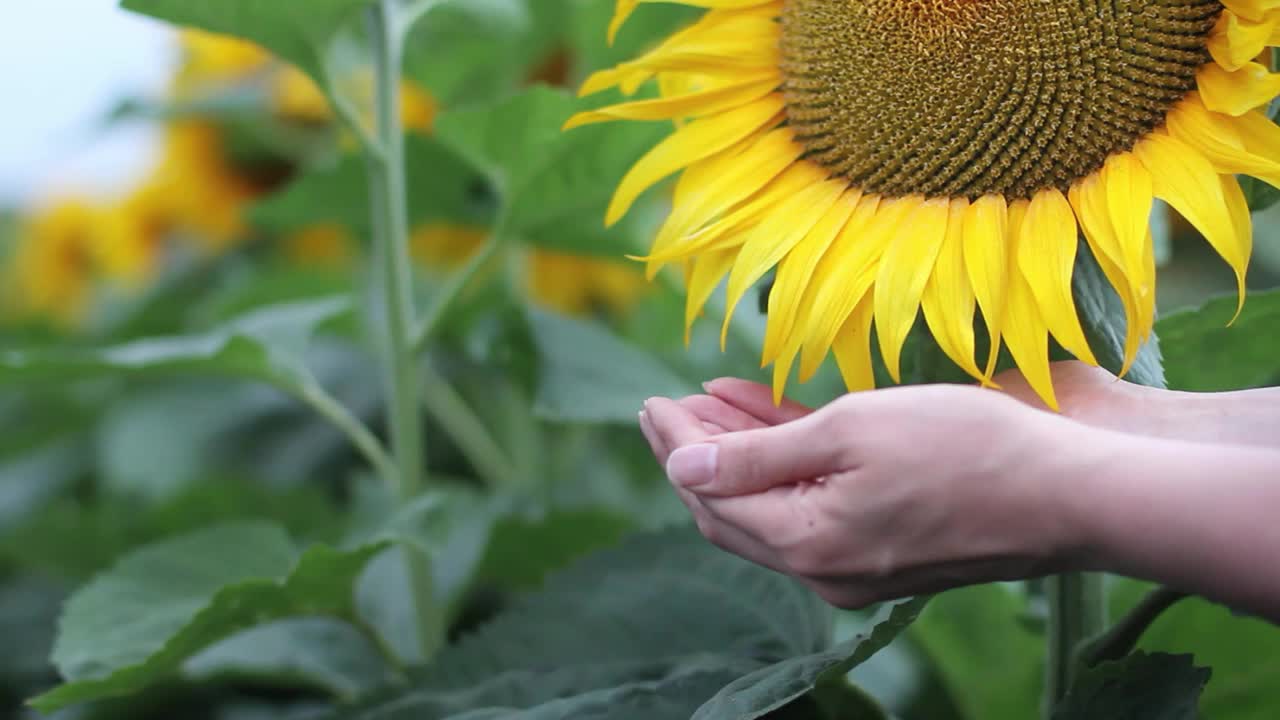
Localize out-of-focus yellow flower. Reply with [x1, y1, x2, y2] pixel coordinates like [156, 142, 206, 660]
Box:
[96, 183, 172, 288]
[284, 223, 354, 266]
[525, 250, 648, 316]
[408, 223, 646, 315]
[8, 200, 102, 325]
[410, 223, 485, 268]
[171, 29, 270, 96]
[274, 67, 437, 132]
[150, 121, 260, 254]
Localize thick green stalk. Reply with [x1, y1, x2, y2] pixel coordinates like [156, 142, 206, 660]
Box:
[365, 0, 442, 658]
[1044, 572, 1106, 714]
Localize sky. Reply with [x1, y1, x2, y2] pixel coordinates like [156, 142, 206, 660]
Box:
[0, 3, 177, 207]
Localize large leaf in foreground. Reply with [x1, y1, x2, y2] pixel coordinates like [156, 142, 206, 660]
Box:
[1111, 580, 1280, 720]
[0, 298, 350, 391]
[691, 597, 929, 720]
[1052, 652, 1209, 720]
[1157, 288, 1280, 391]
[32, 522, 384, 711]
[328, 526, 832, 719]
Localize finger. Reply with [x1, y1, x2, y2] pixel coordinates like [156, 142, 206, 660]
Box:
[679, 394, 770, 432]
[676, 487, 791, 575]
[703, 377, 813, 425]
[644, 396, 714, 454]
[665, 407, 854, 497]
[638, 410, 669, 466]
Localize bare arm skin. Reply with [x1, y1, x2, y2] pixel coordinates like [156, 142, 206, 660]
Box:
[997, 361, 1280, 448]
[639, 372, 1280, 622]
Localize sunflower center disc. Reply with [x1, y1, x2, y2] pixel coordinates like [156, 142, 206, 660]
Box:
[779, 0, 1222, 199]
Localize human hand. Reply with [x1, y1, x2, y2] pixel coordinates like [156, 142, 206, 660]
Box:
[639, 379, 1104, 608]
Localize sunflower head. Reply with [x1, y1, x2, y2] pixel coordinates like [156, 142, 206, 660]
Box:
[96, 183, 173, 288]
[572, 0, 1280, 408]
[8, 200, 103, 325]
[171, 29, 270, 97]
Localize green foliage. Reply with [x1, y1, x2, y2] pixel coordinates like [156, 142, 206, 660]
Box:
[527, 307, 696, 423]
[1110, 581, 1280, 720]
[434, 87, 668, 255]
[1158, 288, 1280, 391]
[0, 297, 350, 390]
[325, 528, 927, 720]
[1051, 652, 1209, 720]
[8, 2, 1279, 719]
[33, 523, 386, 710]
[910, 584, 1042, 719]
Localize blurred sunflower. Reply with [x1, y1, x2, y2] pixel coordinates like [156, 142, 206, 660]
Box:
[273, 67, 437, 132]
[8, 200, 103, 325]
[411, 225, 647, 315]
[573, 0, 1280, 407]
[97, 182, 173, 288]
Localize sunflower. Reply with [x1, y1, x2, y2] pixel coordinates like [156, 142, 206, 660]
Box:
[570, 0, 1280, 408]
[8, 200, 102, 325]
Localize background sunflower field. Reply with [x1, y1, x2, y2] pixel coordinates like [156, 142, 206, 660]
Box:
[1, 2, 1279, 719]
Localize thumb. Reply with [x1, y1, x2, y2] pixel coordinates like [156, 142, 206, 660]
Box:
[666, 409, 852, 497]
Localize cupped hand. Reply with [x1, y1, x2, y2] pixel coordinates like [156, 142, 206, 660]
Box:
[639, 379, 1106, 608]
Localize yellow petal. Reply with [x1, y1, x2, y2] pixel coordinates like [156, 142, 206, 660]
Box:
[684, 248, 737, 342]
[1001, 200, 1059, 411]
[831, 295, 877, 393]
[607, 0, 639, 44]
[1068, 169, 1147, 376]
[874, 197, 951, 383]
[564, 76, 778, 130]
[1134, 132, 1248, 319]
[1166, 96, 1280, 189]
[646, 129, 801, 277]
[1220, 174, 1255, 324]
[1222, 0, 1280, 23]
[962, 194, 1010, 378]
[1017, 188, 1098, 366]
[921, 198, 985, 382]
[720, 177, 846, 348]
[641, 160, 821, 263]
[1209, 10, 1280, 71]
[1197, 61, 1280, 116]
[762, 189, 867, 364]
[606, 95, 783, 225]
[798, 195, 921, 381]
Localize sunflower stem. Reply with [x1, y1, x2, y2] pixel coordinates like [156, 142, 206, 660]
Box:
[364, 0, 442, 660]
[1043, 572, 1106, 716]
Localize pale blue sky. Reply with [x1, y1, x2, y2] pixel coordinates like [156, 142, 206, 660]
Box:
[0, 3, 177, 207]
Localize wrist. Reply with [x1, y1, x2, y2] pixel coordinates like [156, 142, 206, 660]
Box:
[1023, 417, 1130, 573]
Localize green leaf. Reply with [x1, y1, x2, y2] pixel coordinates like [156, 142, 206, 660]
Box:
[0, 297, 351, 391]
[910, 584, 1042, 720]
[1052, 652, 1209, 720]
[434, 86, 668, 256]
[691, 597, 928, 720]
[1073, 244, 1165, 389]
[121, 0, 372, 88]
[527, 307, 696, 424]
[184, 617, 394, 699]
[252, 136, 493, 236]
[1110, 581, 1280, 720]
[328, 526, 829, 719]
[472, 506, 634, 592]
[1156, 288, 1280, 391]
[31, 522, 385, 711]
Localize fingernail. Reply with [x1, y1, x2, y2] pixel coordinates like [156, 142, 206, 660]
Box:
[666, 443, 718, 489]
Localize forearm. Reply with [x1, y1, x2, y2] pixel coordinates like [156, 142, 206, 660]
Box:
[1058, 428, 1280, 621]
[1126, 385, 1280, 448]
